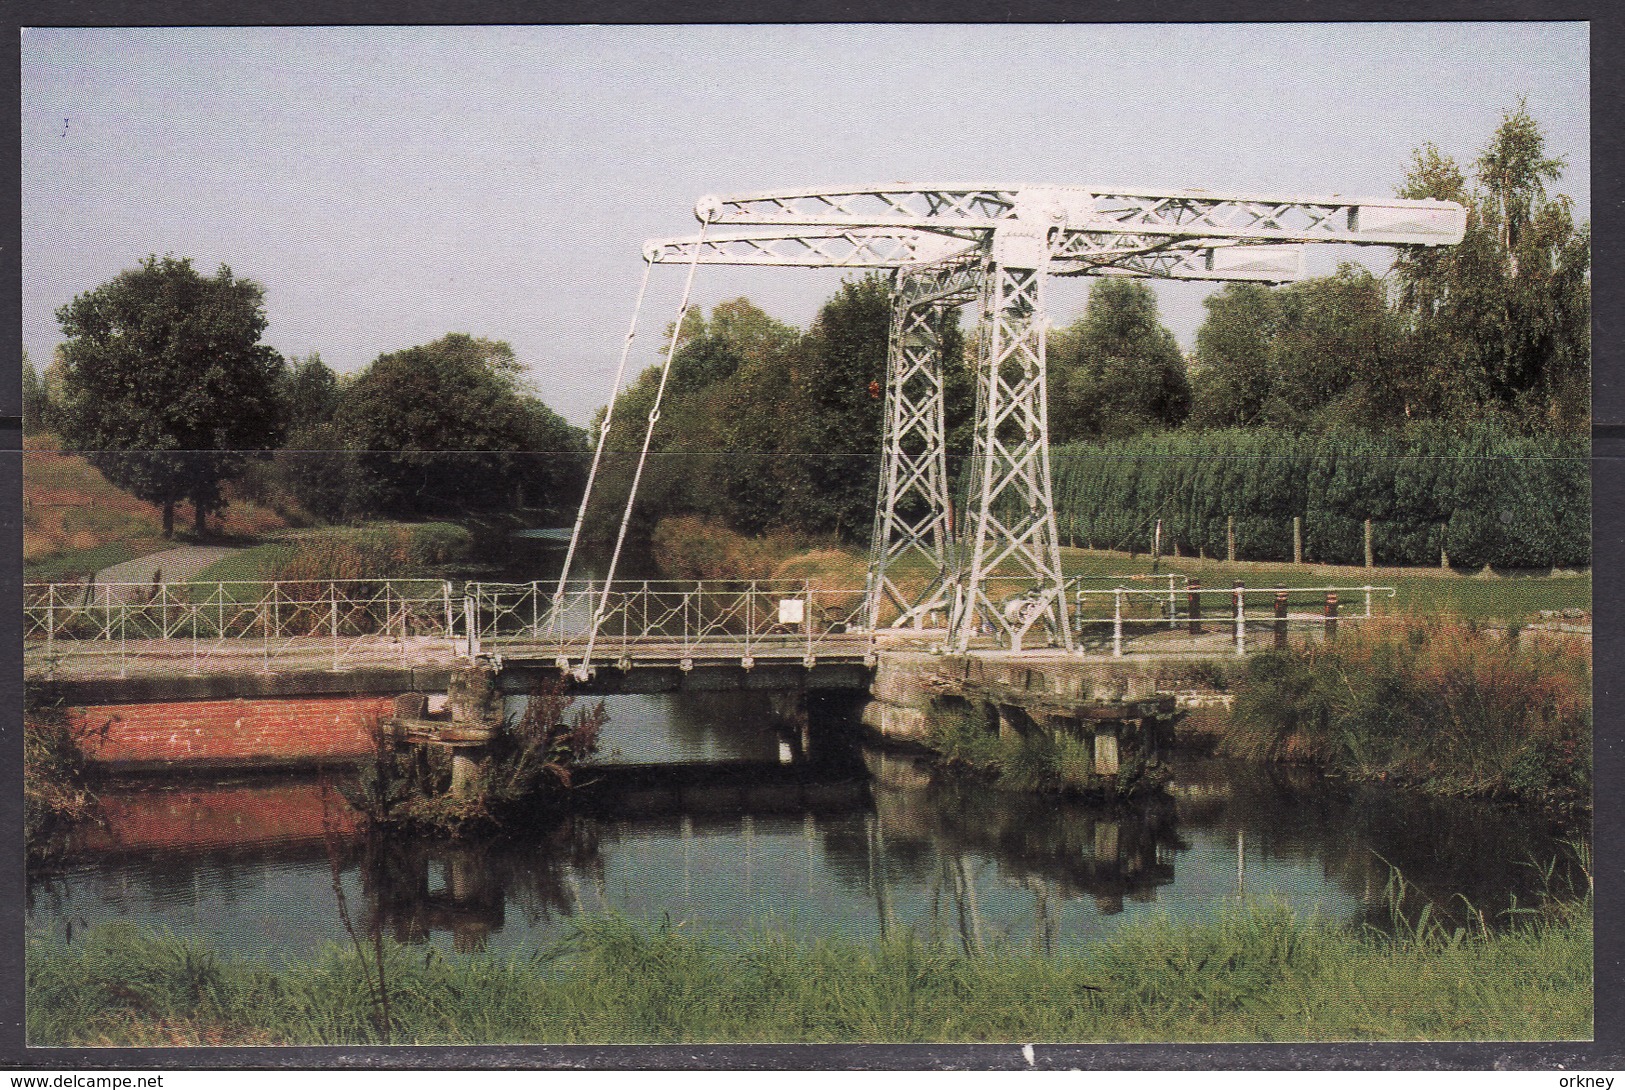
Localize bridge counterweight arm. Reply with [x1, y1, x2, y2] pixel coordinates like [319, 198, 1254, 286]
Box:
[696, 184, 1466, 247]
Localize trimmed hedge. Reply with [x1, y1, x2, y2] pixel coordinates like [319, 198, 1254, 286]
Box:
[1052, 428, 1589, 569]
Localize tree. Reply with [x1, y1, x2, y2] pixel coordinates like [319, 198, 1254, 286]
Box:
[21, 349, 53, 436]
[1392, 105, 1590, 432]
[1049, 278, 1191, 443]
[333, 333, 586, 517]
[283, 352, 341, 427]
[54, 256, 288, 537]
[1187, 267, 1405, 432]
[774, 277, 892, 542]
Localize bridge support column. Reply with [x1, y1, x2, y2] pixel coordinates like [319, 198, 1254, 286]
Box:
[1093, 723, 1120, 775]
[948, 252, 1072, 654]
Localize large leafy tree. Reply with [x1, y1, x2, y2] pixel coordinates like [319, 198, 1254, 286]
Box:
[54, 256, 288, 537]
[1049, 278, 1191, 443]
[1392, 104, 1590, 432]
[333, 333, 585, 518]
[1187, 266, 1405, 432]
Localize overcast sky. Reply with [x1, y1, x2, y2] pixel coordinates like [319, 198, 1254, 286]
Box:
[22, 23, 1589, 426]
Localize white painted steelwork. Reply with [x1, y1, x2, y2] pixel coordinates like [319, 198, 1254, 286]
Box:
[566, 182, 1464, 658]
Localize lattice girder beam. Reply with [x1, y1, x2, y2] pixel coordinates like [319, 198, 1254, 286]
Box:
[694, 184, 1467, 248]
[648, 228, 1310, 284]
[866, 285, 955, 631]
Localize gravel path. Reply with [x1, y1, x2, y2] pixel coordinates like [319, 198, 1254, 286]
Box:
[96, 545, 240, 586]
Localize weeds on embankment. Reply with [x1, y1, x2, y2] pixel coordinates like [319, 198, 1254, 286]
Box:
[927, 703, 1168, 801]
[26, 889, 1591, 1045]
[23, 681, 103, 865]
[1220, 614, 1590, 814]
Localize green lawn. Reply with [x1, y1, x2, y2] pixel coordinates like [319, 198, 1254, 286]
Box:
[22, 543, 141, 583]
[190, 542, 298, 583]
[1058, 549, 1588, 623]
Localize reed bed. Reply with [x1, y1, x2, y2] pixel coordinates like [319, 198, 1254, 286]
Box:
[1221, 614, 1591, 812]
[27, 894, 1590, 1046]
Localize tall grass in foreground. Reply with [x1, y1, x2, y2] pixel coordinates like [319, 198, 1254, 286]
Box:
[27, 896, 1591, 1045]
[1222, 614, 1590, 813]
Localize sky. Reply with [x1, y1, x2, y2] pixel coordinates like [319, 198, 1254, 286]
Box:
[22, 23, 1590, 427]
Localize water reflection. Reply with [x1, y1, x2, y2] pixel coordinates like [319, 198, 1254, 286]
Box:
[28, 699, 1585, 961]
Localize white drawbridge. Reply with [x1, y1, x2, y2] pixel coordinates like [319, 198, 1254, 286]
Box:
[557, 183, 1465, 670]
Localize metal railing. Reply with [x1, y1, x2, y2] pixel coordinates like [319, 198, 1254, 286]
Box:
[22, 574, 1400, 677]
[1073, 583, 1396, 657]
[24, 579, 457, 677]
[467, 579, 876, 667]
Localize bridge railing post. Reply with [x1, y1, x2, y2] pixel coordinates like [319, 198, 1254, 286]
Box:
[1112, 588, 1123, 657]
[1233, 581, 1246, 656]
[465, 595, 479, 658]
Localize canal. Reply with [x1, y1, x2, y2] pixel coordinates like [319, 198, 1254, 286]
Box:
[26, 687, 1581, 962]
[25, 529, 1586, 962]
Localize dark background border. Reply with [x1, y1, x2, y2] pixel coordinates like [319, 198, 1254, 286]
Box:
[1, 0, 1616, 1071]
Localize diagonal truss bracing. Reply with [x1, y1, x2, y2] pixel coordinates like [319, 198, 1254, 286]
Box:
[863, 260, 982, 630]
[588, 183, 1468, 660]
[948, 262, 1071, 652]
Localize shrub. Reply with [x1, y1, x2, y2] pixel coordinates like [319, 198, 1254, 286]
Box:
[1222, 614, 1590, 811]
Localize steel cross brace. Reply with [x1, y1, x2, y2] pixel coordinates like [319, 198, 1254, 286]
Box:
[637, 182, 1464, 653]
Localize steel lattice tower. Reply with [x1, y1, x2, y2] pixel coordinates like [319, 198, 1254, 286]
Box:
[574, 184, 1467, 658]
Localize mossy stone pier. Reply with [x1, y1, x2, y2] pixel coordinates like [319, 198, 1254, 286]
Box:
[862, 651, 1202, 774]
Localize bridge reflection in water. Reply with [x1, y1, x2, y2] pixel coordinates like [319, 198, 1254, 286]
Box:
[31, 732, 1581, 961]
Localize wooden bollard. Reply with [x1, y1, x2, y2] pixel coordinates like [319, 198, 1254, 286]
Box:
[1324, 592, 1339, 639]
[1274, 589, 1289, 650]
[1187, 580, 1203, 636]
[1232, 581, 1245, 655]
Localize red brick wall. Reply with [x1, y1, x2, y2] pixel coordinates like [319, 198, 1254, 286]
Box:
[73, 780, 356, 854]
[69, 695, 397, 767]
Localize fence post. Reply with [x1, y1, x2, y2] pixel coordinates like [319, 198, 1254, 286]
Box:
[1274, 588, 1288, 650]
[1112, 589, 1123, 657]
[1293, 517, 1304, 565]
[1324, 592, 1339, 640]
[1167, 575, 1176, 628]
[1227, 516, 1236, 563]
[1187, 580, 1202, 636]
[1233, 581, 1245, 656]
[1364, 519, 1374, 569]
[1364, 585, 1373, 619]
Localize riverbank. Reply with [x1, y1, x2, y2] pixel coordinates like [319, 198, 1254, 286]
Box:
[27, 896, 1591, 1045]
[1206, 613, 1591, 817]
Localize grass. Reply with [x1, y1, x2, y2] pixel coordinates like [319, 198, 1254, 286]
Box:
[23, 434, 293, 579]
[925, 701, 1166, 799]
[1221, 613, 1591, 813]
[1055, 547, 1590, 624]
[190, 542, 299, 582]
[26, 896, 1591, 1045]
[848, 543, 1588, 626]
